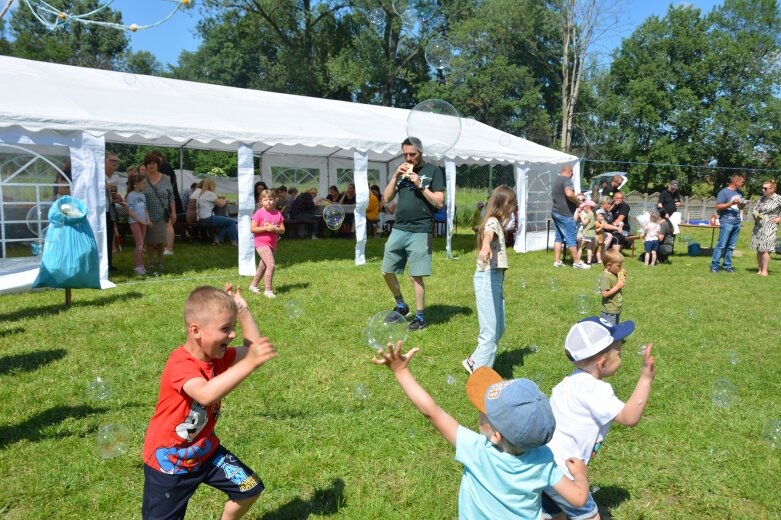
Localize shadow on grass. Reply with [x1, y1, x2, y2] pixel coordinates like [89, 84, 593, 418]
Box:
[426, 304, 472, 325]
[273, 282, 310, 295]
[0, 291, 144, 322]
[258, 477, 345, 520]
[0, 348, 67, 376]
[493, 346, 537, 379]
[0, 326, 25, 338]
[0, 404, 104, 449]
[594, 485, 631, 519]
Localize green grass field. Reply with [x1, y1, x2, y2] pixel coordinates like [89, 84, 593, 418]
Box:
[1, 226, 779, 519]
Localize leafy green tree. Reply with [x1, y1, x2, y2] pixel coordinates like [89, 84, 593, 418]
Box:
[7, 0, 129, 69]
[118, 50, 163, 76]
[171, 0, 355, 99]
[418, 0, 562, 144]
[586, 1, 780, 195]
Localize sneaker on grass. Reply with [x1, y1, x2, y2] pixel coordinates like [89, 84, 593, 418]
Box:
[393, 302, 410, 316]
[408, 316, 427, 331]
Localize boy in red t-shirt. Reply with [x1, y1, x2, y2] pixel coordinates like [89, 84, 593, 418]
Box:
[142, 285, 277, 520]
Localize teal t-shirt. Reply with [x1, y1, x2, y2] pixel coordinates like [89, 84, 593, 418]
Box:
[393, 162, 446, 233]
[455, 426, 563, 520]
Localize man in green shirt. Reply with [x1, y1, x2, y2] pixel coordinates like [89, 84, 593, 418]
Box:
[381, 137, 446, 331]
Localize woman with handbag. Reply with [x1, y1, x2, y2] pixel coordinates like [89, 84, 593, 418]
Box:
[197, 178, 238, 246]
[142, 154, 175, 274]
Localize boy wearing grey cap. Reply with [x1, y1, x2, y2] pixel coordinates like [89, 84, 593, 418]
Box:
[542, 317, 656, 520]
[374, 342, 589, 519]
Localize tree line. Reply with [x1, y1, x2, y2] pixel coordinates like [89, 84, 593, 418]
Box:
[1, 0, 778, 195]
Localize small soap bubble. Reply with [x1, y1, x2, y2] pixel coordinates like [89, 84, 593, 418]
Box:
[519, 278, 528, 289]
[547, 278, 558, 292]
[573, 293, 592, 315]
[367, 7, 386, 26]
[407, 429, 416, 439]
[123, 73, 138, 86]
[446, 374, 456, 385]
[285, 299, 304, 320]
[86, 376, 112, 401]
[762, 419, 781, 449]
[707, 446, 716, 457]
[400, 7, 419, 26]
[531, 371, 543, 385]
[323, 204, 345, 231]
[593, 275, 602, 295]
[425, 36, 453, 70]
[687, 308, 697, 319]
[499, 134, 512, 148]
[355, 383, 368, 400]
[636, 344, 647, 356]
[527, 344, 539, 353]
[711, 379, 738, 408]
[727, 351, 739, 365]
[590, 485, 600, 493]
[95, 423, 130, 459]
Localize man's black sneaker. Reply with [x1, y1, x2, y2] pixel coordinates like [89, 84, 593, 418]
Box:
[722, 267, 736, 273]
[393, 303, 410, 316]
[408, 317, 427, 331]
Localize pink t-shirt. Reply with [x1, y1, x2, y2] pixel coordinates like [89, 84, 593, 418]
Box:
[252, 207, 284, 249]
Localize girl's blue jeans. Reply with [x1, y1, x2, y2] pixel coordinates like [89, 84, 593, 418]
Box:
[470, 268, 505, 368]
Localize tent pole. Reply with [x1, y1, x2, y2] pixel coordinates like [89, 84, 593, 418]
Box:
[489, 164, 494, 191]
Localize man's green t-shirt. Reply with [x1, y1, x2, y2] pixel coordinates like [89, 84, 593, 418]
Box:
[393, 162, 446, 233]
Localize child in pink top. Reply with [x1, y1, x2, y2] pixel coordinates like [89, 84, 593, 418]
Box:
[249, 190, 285, 298]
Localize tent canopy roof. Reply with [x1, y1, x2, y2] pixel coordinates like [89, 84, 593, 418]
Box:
[0, 56, 575, 166]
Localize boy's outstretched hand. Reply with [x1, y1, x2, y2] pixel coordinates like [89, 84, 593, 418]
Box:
[246, 337, 277, 368]
[224, 283, 249, 312]
[640, 343, 656, 380]
[372, 341, 419, 373]
[565, 457, 588, 478]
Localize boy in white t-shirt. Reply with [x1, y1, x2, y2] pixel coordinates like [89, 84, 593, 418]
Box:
[542, 317, 656, 520]
[374, 342, 590, 519]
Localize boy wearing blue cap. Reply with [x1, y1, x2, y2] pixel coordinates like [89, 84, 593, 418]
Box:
[374, 342, 589, 519]
[542, 317, 656, 520]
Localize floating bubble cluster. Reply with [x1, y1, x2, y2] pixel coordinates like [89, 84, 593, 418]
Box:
[406, 99, 462, 159]
[365, 311, 408, 352]
[95, 423, 130, 459]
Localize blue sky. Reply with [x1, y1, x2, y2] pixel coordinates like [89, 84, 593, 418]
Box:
[7, 1, 725, 67]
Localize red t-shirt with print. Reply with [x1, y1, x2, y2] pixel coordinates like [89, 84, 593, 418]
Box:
[143, 346, 237, 474]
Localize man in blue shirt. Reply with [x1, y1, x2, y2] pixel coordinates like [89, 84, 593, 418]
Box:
[710, 174, 748, 273]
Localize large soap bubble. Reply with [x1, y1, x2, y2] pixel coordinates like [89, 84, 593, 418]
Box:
[323, 204, 345, 231]
[365, 311, 409, 352]
[425, 36, 453, 70]
[573, 294, 592, 315]
[392, 0, 436, 20]
[95, 423, 130, 459]
[400, 8, 419, 26]
[285, 299, 304, 320]
[406, 99, 462, 159]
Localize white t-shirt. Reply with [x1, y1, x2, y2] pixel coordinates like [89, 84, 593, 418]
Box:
[546, 370, 624, 478]
[196, 190, 218, 220]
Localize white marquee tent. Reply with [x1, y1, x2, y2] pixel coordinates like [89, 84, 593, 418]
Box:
[0, 55, 578, 293]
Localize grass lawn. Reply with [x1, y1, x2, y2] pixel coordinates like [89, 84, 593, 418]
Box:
[0, 226, 779, 519]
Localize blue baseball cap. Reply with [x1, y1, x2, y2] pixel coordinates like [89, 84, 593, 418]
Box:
[565, 316, 636, 361]
[467, 367, 556, 450]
